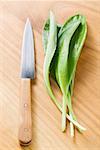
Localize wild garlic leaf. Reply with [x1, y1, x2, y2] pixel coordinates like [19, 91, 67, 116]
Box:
[57, 19, 81, 95]
[49, 25, 62, 82]
[43, 17, 62, 82]
[43, 11, 61, 110]
[67, 16, 87, 90]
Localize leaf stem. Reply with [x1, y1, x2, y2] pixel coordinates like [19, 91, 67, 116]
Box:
[70, 113, 74, 137]
[62, 96, 67, 132]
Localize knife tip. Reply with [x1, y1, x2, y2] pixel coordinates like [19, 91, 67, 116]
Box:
[26, 17, 31, 26]
[26, 17, 30, 22]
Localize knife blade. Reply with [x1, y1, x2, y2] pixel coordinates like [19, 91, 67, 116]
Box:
[19, 18, 35, 146]
[21, 18, 35, 79]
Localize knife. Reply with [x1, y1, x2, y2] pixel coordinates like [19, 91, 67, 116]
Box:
[19, 18, 35, 146]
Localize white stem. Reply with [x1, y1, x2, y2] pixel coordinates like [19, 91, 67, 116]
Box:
[66, 114, 86, 131]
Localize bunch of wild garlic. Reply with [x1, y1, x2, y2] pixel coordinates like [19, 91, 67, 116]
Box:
[42, 11, 87, 136]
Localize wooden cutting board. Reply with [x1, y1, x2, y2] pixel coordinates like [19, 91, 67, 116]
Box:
[0, 1, 100, 150]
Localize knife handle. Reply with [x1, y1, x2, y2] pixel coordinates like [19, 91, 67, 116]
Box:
[19, 79, 32, 146]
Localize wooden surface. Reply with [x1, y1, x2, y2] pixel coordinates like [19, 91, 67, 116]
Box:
[0, 1, 100, 150]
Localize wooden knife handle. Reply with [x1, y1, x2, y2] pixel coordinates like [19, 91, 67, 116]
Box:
[19, 79, 32, 146]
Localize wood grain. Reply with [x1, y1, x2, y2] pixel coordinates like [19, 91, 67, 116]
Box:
[0, 1, 100, 150]
[19, 79, 32, 146]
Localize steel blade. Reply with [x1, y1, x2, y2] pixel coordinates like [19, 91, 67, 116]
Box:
[21, 18, 35, 79]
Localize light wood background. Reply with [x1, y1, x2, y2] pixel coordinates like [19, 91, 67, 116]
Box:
[0, 1, 100, 150]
